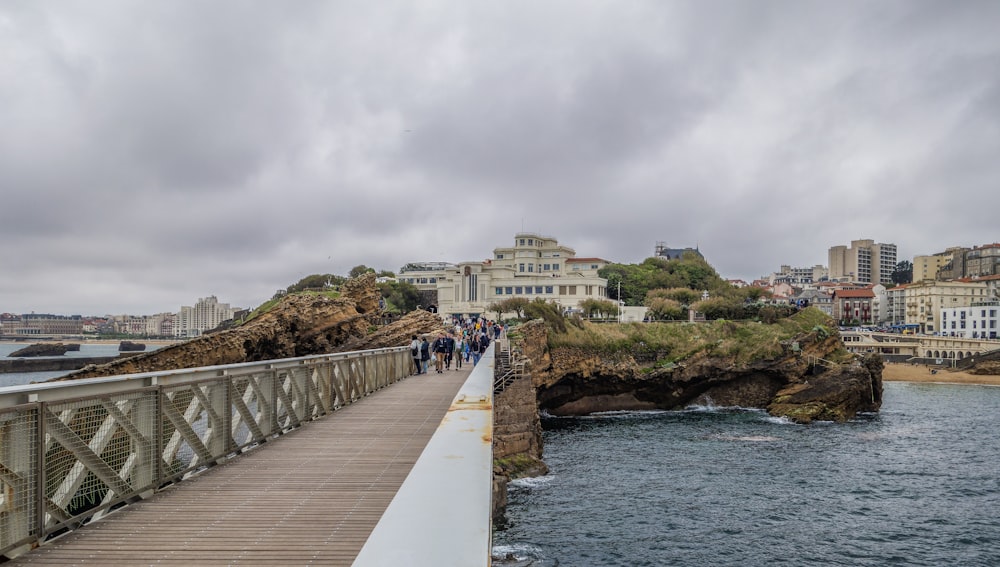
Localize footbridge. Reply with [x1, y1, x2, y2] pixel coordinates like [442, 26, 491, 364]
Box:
[0, 344, 503, 565]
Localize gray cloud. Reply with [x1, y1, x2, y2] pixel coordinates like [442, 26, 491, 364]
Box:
[2, 1, 999, 315]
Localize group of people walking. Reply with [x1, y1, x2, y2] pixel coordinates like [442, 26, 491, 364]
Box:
[408, 318, 504, 375]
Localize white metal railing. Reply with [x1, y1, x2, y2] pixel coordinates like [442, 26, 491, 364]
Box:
[0, 347, 412, 559]
[353, 344, 495, 567]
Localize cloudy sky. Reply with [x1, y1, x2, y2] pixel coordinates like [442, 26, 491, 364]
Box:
[2, 1, 998, 316]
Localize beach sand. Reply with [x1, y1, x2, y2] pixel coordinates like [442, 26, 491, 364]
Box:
[883, 362, 1000, 386]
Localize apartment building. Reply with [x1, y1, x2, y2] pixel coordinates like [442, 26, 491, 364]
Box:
[833, 288, 876, 325]
[828, 239, 897, 285]
[940, 301, 1000, 339]
[765, 264, 829, 286]
[903, 280, 993, 335]
[175, 296, 241, 338]
[400, 232, 609, 319]
[913, 250, 955, 282]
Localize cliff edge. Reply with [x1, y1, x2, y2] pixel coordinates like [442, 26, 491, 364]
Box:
[519, 310, 882, 424]
[56, 273, 447, 381]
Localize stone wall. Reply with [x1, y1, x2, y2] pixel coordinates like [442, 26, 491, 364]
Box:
[491, 322, 549, 522]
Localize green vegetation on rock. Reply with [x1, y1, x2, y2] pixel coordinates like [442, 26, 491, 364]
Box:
[548, 307, 839, 366]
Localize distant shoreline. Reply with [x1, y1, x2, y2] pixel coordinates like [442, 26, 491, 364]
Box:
[883, 362, 1000, 386]
[0, 339, 182, 346]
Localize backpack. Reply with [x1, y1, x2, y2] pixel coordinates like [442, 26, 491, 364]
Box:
[479, 335, 490, 350]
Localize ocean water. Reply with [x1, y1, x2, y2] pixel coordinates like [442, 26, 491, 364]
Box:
[493, 381, 1000, 566]
[0, 342, 157, 388]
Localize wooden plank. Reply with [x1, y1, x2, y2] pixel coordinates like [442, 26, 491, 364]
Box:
[6, 370, 469, 566]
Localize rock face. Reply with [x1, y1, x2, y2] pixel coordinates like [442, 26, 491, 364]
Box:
[522, 320, 883, 424]
[118, 341, 146, 352]
[57, 274, 449, 381]
[9, 343, 75, 357]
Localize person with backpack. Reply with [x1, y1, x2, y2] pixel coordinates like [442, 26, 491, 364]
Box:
[420, 336, 431, 374]
[409, 334, 422, 375]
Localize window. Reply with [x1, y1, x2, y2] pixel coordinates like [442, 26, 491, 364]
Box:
[559, 286, 567, 295]
[515, 287, 523, 294]
[519, 263, 525, 273]
[519, 239, 525, 245]
[591, 264, 598, 269]
[553, 263, 559, 270]
[528, 239, 533, 245]
[568, 285, 577, 295]
[505, 287, 513, 295]
[495, 287, 503, 295]
[496, 254, 504, 259]
[528, 264, 534, 273]
[429, 278, 436, 283]
[543, 263, 551, 270]
[545, 286, 554, 294]
[535, 286, 543, 294]
[526, 287, 533, 294]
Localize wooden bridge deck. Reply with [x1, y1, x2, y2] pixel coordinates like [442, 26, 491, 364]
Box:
[9, 368, 471, 566]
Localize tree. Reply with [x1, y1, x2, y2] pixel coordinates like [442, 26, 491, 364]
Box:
[376, 281, 421, 313]
[377, 270, 395, 278]
[349, 265, 376, 279]
[579, 298, 619, 319]
[287, 274, 344, 293]
[489, 297, 529, 319]
[892, 260, 913, 285]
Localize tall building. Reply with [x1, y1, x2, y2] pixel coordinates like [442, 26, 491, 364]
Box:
[828, 239, 897, 285]
[399, 232, 608, 318]
[175, 296, 241, 338]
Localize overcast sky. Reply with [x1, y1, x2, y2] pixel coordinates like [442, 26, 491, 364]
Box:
[2, 1, 999, 316]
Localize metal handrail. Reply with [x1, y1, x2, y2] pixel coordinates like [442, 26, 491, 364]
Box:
[0, 347, 412, 559]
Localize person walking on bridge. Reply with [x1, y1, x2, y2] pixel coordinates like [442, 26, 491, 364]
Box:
[431, 333, 448, 374]
[409, 334, 422, 375]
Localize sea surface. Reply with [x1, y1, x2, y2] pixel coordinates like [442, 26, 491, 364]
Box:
[0, 342, 160, 388]
[493, 381, 1000, 566]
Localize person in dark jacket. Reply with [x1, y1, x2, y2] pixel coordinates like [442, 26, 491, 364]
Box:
[420, 336, 431, 374]
[410, 334, 422, 374]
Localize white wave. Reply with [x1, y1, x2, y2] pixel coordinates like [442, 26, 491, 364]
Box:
[491, 542, 544, 563]
[713, 434, 782, 442]
[509, 475, 555, 489]
[582, 409, 671, 419]
[762, 415, 800, 425]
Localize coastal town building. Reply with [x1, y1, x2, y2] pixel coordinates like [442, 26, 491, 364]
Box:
[175, 296, 241, 338]
[913, 250, 956, 282]
[654, 242, 703, 261]
[903, 280, 993, 335]
[0, 314, 84, 336]
[828, 239, 897, 285]
[940, 301, 1000, 339]
[399, 232, 609, 319]
[832, 288, 876, 325]
[764, 264, 829, 286]
[792, 289, 833, 317]
[931, 244, 1000, 280]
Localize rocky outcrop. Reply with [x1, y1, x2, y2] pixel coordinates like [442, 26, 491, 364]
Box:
[523, 319, 882, 424]
[967, 360, 1000, 376]
[9, 343, 77, 357]
[56, 274, 448, 381]
[118, 341, 146, 352]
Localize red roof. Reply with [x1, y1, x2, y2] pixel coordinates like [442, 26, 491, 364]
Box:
[834, 289, 875, 298]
